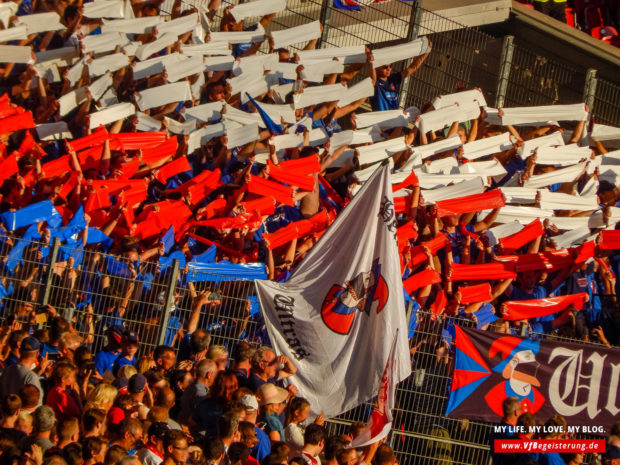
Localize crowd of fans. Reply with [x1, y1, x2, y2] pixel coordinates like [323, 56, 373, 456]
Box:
[0, 0, 618, 464]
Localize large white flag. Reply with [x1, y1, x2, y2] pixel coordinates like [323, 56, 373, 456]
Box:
[255, 163, 411, 417]
[350, 330, 398, 448]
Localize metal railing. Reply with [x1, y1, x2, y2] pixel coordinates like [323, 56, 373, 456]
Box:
[0, 234, 615, 464]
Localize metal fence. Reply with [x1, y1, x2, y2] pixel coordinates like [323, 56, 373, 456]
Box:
[0, 234, 615, 464]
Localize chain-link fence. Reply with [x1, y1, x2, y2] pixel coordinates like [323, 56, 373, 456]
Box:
[0, 233, 615, 464]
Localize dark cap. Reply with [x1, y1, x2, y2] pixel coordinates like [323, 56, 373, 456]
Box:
[113, 377, 128, 391]
[128, 373, 146, 394]
[106, 325, 126, 343]
[124, 331, 139, 344]
[147, 422, 170, 440]
[20, 336, 41, 352]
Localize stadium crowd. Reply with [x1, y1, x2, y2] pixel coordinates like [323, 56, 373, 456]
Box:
[0, 0, 618, 464]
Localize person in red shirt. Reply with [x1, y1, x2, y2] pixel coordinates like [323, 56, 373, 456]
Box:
[46, 361, 82, 420]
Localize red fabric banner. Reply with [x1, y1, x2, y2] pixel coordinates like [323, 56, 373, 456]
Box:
[600, 230, 620, 250]
[41, 155, 71, 179]
[397, 221, 418, 249]
[109, 132, 168, 150]
[198, 198, 228, 220]
[394, 195, 412, 214]
[268, 160, 315, 191]
[188, 233, 249, 260]
[141, 137, 178, 165]
[574, 241, 595, 263]
[392, 170, 419, 192]
[436, 190, 505, 217]
[431, 289, 447, 315]
[156, 157, 191, 184]
[499, 218, 544, 252]
[18, 131, 43, 158]
[404, 268, 442, 293]
[67, 127, 108, 152]
[57, 171, 80, 201]
[450, 263, 516, 281]
[247, 175, 295, 207]
[494, 249, 574, 273]
[77, 145, 104, 171]
[409, 233, 450, 268]
[0, 154, 18, 182]
[277, 157, 321, 175]
[193, 212, 263, 230]
[0, 110, 35, 135]
[458, 283, 492, 304]
[502, 293, 587, 321]
[241, 197, 276, 216]
[118, 157, 140, 179]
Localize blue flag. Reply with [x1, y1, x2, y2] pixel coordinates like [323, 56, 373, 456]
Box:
[333, 0, 361, 11]
[245, 93, 284, 135]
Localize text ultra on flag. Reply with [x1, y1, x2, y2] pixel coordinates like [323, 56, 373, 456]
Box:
[255, 164, 411, 417]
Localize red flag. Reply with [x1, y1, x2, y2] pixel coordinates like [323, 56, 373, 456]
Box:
[458, 283, 492, 304]
[404, 268, 441, 293]
[67, 127, 108, 152]
[268, 161, 315, 191]
[451, 263, 516, 281]
[141, 137, 178, 165]
[0, 110, 35, 135]
[436, 190, 505, 217]
[41, 155, 71, 179]
[499, 218, 544, 252]
[502, 293, 587, 321]
[392, 170, 419, 192]
[600, 230, 620, 250]
[247, 175, 295, 207]
[156, 157, 191, 184]
[109, 132, 168, 150]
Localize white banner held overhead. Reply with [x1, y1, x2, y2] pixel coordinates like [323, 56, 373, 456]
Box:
[255, 164, 411, 417]
[270, 20, 321, 49]
[229, 0, 287, 22]
[372, 37, 430, 68]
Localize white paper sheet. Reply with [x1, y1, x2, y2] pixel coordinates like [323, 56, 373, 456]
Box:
[485, 221, 524, 247]
[226, 122, 259, 148]
[591, 123, 620, 143]
[354, 108, 413, 129]
[0, 26, 28, 43]
[98, 88, 118, 108]
[353, 158, 394, 183]
[65, 58, 85, 86]
[462, 132, 513, 160]
[293, 83, 346, 109]
[500, 187, 539, 205]
[232, 53, 278, 76]
[416, 101, 480, 134]
[0, 3, 18, 28]
[420, 177, 485, 204]
[549, 212, 605, 230]
[81, 32, 124, 54]
[16, 12, 65, 34]
[58, 87, 88, 116]
[539, 190, 598, 211]
[88, 52, 129, 77]
[165, 55, 205, 82]
[136, 81, 192, 111]
[164, 117, 196, 135]
[36, 47, 79, 67]
[424, 157, 458, 174]
[459, 159, 507, 178]
[518, 131, 565, 159]
[271, 133, 303, 152]
[329, 128, 382, 150]
[36, 121, 72, 141]
[156, 13, 198, 38]
[335, 77, 374, 107]
[135, 32, 178, 61]
[411, 134, 462, 160]
[552, 227, 592, 249]
[432, 88, 487, 110]
[136, 111, 162, 131]
[254, 102, 296, 125]
[372, 37, 430, 68]
[523, 162, 586, 189]
[271, 20, 320, 49]
[0, 45, 34, 64]
[183, 101, 224, 123]
[223, 103, 262, 126]
[356, 137, 408, 165]
[309, 127, 329, 146]
[181, 42, 230, 57]
[209, 24, 265, 44]
[88, 73, 113, 102]
[416, 172, 482, 189]
[229, 0, 287, 21]
[32, 62, 61, 83]
[204, 55, 234, 72]
[84, 0, 125, 18]
[484, 206, 553, 225]
[102, 17, 162, 34]
[535, 144, 592, 166]
[268, 62, 298, 82]
[89, 101, 135, 129]
[132, 53, 182, 80]
[500, 103, 587, 125]
[299, 60, 344, 83]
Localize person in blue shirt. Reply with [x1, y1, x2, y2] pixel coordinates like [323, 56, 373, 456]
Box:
[94, 325, 124, 378]
[112, 331, 139, 376]
[368, 41, 432, 111]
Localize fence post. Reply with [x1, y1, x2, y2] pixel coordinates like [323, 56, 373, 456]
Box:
[583, 68, 598, 116]
[494, 35, 514, 108]
[398, 2, 424, 108]
[40, 237, 60, 308]
[318, 0, 332, 47]
[157, 259, 180, 346]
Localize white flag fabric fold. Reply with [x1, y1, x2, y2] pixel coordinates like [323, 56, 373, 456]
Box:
[255, 164, 411, 417]
[233, 53, 279, 76]
[0, 3, 18, 28]
[432, 88, 487, 110]
[300, 60, 344, 83]
[539, 191, 598, 211]
[416, 101, 480, 134]
[165, 55, 204, 82]
[223, 104, 262, 127]
[293, 83, 346, 109]
[271, 133, 303, 152]
[459, 159, 507, 178]
[485, 221, 524, 247]
[164, 117, 197, 135]
[500, 103, 587, 125]
[338, 77, 374, 107]
[230, 0, 287, 21]
[88, 73, 113, 103]
[88, 53, 129, 77]
[89, 102, 135, 129]
[523, 161, 586, 188]
[256, 103, 296, 125]
[16, 12, 65, 34]
[270, 62, 299, 81]
[102, 17, 162, 34]
[518, 131, 565, 159]
[136, 112, 162, 131]
[181, 42, 230, 57]
[33, 62, 61, 83]
[0, 26, 29, 43]
[411, 134, 462, 160]
[83, 0, 125, 18]
[372, 37, 430, 68]
[462, 132, 513, 160]
[0, 45, 34, 64]
[416, 177, 483, 203]
[355, 109, 411, 129]
[132, 53, 182, 81]
[65, 58, 85, 86]
[204, 55, 235, 72]
[297, 45, 367, 65]
[135, 32, 178, 61]
[187, 123, 229, 153]
[210, 24, 265, 44]
[36, 47, 79, 67]
[535, 144, 592, 166]
[36, 122, 72, 141]
[552, 227, 592, 249]
[424, 157, 458, 174]
[58, 87, 88, 116]
[271, 20, 321, 49]
[330, 128, 382, 150]
[226, 122, 259, 148]
[356, 137, 408, 166]
[591, 123, 620, 142]
[81, 32, 124, 54]
[136, 81, 192, 111]
[353, 158, 394, 183]
[549, 212, 605, 230]
[416, 172, 482, 189]
[156, 13, 198, 38]
[183, 101, 224, 123]
[500, 187, 538, 205]
[485, 206, 553, 225]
